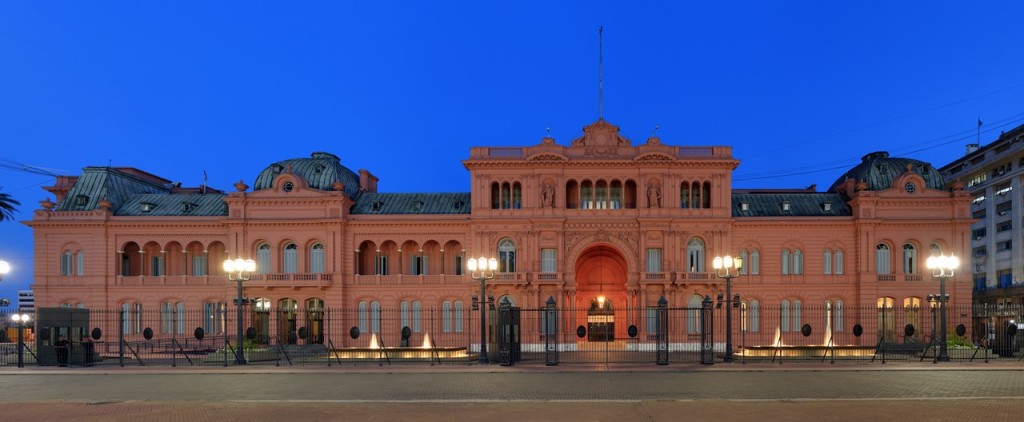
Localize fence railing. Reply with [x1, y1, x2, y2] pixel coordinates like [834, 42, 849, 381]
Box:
[2, 303, 1021, 367]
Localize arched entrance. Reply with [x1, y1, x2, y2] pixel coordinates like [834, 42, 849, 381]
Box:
[575, 244, 628, 342]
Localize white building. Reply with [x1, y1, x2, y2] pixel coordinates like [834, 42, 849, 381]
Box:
[940, 123, 1024, 307]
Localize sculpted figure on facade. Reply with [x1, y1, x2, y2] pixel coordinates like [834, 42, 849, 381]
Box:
[542, 182, 555, 208]
[647, 183, 661, 208]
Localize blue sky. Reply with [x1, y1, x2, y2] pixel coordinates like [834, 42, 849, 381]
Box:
[1, 1, 1023, 303]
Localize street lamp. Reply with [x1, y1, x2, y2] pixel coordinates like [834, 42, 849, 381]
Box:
[926, 254, 958, 362]
[10, 313, 30, 368]
[224, 257, 256, 364]
[467, 256, 498, 364]
[712, 254, 743, 363]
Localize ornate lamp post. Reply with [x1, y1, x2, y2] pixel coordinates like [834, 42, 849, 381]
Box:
[224, 258, 256, 364]
[467, 256, 497, 364]
[10, 313, 30, 368]
[712, 254, 742, 363]
[926, 254, 958, 362]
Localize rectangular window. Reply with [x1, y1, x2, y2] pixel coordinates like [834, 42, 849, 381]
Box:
[375, 256, 388, 275]
[646, 307, 659, 338]
[76, 252, 84, 276]
[192, 255, 208, 276]
[151, 256, 164, 276]
[646, 248, 662, 273]
[442, 302, 453, 333]
[454, 255, 463, 275]
[454, 301, 464, 333]
[541, 249, 557, 273]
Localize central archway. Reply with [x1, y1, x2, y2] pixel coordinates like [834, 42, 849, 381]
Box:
[575, 244, 628, 342]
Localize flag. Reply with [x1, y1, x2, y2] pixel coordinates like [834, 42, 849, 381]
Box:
[978, 118, 982, 127]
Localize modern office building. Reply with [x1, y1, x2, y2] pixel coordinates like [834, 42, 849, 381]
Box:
[940, 123, 1024, 307]
[25, 118, 973, 350]
[17, 290, 34, 312]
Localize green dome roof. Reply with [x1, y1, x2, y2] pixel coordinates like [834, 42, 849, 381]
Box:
[253, 152, 360, 196]
[829, 151, 945, 192]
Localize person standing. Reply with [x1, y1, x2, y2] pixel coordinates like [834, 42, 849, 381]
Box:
[81, 336, 95, 366]
[54, 335, 70, 367]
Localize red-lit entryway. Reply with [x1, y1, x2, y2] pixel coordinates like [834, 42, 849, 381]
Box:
[574, 244, 628, 342]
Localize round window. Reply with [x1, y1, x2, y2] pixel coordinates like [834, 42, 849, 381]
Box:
[905, 182, 916, 193]
[283, 182, 294, 192]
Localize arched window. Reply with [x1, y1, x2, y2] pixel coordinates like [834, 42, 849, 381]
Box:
[412, 301, 422, 333]
[750, 300, 760, 333]
[781, 300, 791, 333]
[835, 250, 844, 275]
[581, 180, 594, 209]
[176, 302, 185, 335]
[679, 181, 691, 209]
[750, 249, 760, 275]
[400, 301, 410, 329]
[876, 244, 891, 274]
[686, 238, 705, 272]
[610, 180, 623, 209]
[498, 238, 516, 273]
[61, 251, 73, 276]
[256, 243, 271, 274]
[792, 300, 802, 331]
[823, 250, 833, 275]
[793, 249, 804, 275]
[902, 243, 917, 274]
[358, 301, 369, 333]
[739, 250, 748, 275]
[371, 301, 381, 333]
[490, 182, 500, 209]
[454, 301, 465, 332]
[310, 243, 325, 273]
[687, 295, 703, 334]
[930, 242, 942, 257]
[835, 300, 844, 332]
[283, 243, 298, 274]
[442, 301, 453, 333]
[782, 250, 791, 275]
[76, 251, 85, 276]
[161, 302, 174, 334]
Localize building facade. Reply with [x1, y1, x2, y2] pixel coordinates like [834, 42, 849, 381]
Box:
[26, 119, 973, 350]
[940, 123, 1024, 307]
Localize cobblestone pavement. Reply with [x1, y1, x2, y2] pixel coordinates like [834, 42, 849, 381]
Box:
[1, 363, 1022, 421]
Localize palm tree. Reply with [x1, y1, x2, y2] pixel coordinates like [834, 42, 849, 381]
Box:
[0, 190, 20, 222]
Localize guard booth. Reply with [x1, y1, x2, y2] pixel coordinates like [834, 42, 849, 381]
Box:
[497, 298, 521, 365]
[35, 307, 93, 366]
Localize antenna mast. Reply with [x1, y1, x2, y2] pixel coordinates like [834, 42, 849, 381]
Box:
[599, 26, 604, 120]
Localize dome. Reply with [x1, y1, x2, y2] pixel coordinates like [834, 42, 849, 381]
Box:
[253, 152, 360, 196]
[829, 151, 945, 193]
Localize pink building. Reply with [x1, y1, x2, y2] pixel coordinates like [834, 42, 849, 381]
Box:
[26, 119, 973, 355]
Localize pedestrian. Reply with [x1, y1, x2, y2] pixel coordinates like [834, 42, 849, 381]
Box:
[81, 336, 95, 366]
[54, 335, 70, 367]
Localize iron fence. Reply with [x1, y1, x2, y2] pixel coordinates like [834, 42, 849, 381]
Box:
[1, 303, 1022, 367]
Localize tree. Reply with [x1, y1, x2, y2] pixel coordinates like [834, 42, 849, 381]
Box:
[0, 191, 20, 222]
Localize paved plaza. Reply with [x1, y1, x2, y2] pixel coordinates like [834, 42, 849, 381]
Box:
[1, 363, 1022, 421]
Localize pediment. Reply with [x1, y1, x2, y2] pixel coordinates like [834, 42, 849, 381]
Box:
[526, 152, 569, 162]
[571, 119, 631, 147]
[634, 152, 676, 162]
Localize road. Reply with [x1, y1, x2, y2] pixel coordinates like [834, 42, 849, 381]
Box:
[0, 364, 1021, 421]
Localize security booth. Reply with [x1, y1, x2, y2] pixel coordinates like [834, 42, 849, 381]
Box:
[35, 307, 93, 366]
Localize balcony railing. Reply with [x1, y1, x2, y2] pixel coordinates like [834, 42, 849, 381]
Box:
[115, 275, 224, 286]
[248, 273, 333, 287]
